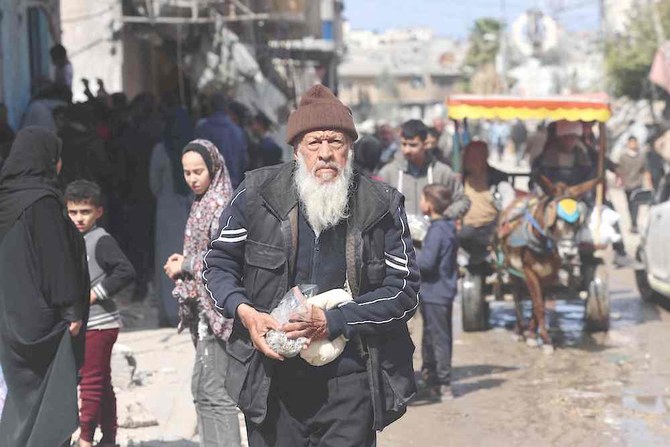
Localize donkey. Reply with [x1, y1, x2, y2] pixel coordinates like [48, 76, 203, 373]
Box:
[496, 176, 601, 352]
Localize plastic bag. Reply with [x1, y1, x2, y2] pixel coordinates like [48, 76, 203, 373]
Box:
[407, 213, 430, 243]
[300, 289, 352, 366]
[265, 284, 317, 357]
[577, 205, 622, 246]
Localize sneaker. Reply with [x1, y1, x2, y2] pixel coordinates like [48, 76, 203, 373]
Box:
[427, 385, 443, 402]
[614, 254, 643, 269]
[426, 385, 455, 402]
[440, 385, 455, 400]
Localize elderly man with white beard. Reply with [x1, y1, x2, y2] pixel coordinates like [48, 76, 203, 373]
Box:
[203, 84, 420, 446]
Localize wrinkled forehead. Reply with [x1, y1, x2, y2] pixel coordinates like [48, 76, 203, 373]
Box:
[302, 130, 348, 140]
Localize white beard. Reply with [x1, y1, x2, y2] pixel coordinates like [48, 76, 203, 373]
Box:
[295, 151, 353, 237]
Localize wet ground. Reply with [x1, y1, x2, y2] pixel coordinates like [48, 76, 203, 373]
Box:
[382, 252, 670, 446]
[380, 158, 670, 446]
[107, 159, 670, 446]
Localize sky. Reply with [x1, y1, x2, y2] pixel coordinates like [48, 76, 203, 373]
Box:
[344, 0, 601, 39]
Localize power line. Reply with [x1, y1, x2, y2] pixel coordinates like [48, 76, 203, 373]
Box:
[61, 4, 115, 24]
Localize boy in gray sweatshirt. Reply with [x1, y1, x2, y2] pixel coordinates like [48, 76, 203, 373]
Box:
[66, 180, 135, 447]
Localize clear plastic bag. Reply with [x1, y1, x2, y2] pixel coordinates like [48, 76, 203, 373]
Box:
[407, 213, 430, 243]
[265, 284, 318, 357]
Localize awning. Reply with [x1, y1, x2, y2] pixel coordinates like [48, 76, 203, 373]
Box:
[446, 94, 612, 122]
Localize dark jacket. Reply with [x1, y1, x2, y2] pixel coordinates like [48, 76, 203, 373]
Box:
[417, 218, 458, 304]
[0, 127, 89, 446]
[196, 112, 248, 188]
[646, 149, 665, 191]
[531, 141, 595, 187]
[203, 162, 420, 430]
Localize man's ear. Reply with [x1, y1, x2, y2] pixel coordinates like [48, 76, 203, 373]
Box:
[95, 207, 104, 220]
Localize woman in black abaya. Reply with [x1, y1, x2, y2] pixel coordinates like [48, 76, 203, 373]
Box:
[0, 127, 89, 447]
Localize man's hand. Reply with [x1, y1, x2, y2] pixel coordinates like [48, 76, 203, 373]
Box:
[282, 305, 329, 344]
[237, 304, 284, 361]
[90, 290, 98, 304]
[69, 320, 83, 337]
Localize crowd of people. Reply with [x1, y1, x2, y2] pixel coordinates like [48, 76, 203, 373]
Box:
[0, 83, 287, 328]
[0, 43, 668, 447]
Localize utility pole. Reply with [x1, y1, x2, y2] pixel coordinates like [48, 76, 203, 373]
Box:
[598, 0, 607, 41]
[500, 0, 509, 93]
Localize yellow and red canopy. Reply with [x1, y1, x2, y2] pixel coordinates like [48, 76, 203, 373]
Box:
[446, 94, 611, 123]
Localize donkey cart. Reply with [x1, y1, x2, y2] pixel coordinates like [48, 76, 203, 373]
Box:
[447, 95, 612, 349]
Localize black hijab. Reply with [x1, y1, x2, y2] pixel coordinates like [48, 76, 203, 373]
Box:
[0, 127, 63, 241]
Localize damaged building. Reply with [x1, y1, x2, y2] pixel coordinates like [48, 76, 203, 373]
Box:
[1, 0, 346, 135]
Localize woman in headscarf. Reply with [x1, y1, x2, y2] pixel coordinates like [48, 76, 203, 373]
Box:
[149, 106, 193, 326]
[0, 127, 89, 447]
[162, 139, 240, 446]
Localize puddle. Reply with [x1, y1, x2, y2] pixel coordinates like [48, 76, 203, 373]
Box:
[604, 411, 669, 447]
[488, 297, 643, 348]
[621, 395, 668, 415]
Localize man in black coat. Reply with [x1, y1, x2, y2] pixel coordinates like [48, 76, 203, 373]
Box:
[0, 127, 89, 446]
[203, 85, 420, 446]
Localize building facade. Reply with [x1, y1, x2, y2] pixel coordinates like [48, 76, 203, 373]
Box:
[338, 26, 465, 124]
[0, 0, 60, 128]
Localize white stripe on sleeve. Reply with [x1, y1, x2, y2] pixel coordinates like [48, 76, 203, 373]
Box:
[343, 206, 416, 317]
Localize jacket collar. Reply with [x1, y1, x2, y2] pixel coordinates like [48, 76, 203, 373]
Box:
[260, 162, 389, 232]
[348, 172, 390, 232]
[259, 162, 299, 219]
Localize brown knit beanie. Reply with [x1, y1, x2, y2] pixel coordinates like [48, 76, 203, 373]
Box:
[286, 84, 358, 145]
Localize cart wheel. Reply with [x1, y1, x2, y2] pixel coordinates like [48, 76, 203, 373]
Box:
[461, 271, 489, 332]
[584, 265, 609, 332]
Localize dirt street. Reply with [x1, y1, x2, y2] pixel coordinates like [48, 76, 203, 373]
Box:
[381, 180, 670, 447]
[381, 267, 670, 447]
[109, 177, 670, 447]
[115, 265, 670, 447]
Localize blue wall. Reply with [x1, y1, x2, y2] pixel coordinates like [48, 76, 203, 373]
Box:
[1, 2, 54, 130]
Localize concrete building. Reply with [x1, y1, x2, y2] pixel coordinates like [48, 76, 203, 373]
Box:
[338, 26, 465, 124]
[0, 0, 61, 128]
[57, 0, 344, 106]
[60, 1, 124, 102]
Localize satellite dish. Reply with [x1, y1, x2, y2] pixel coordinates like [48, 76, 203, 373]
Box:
[511, 10, 559, 57]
